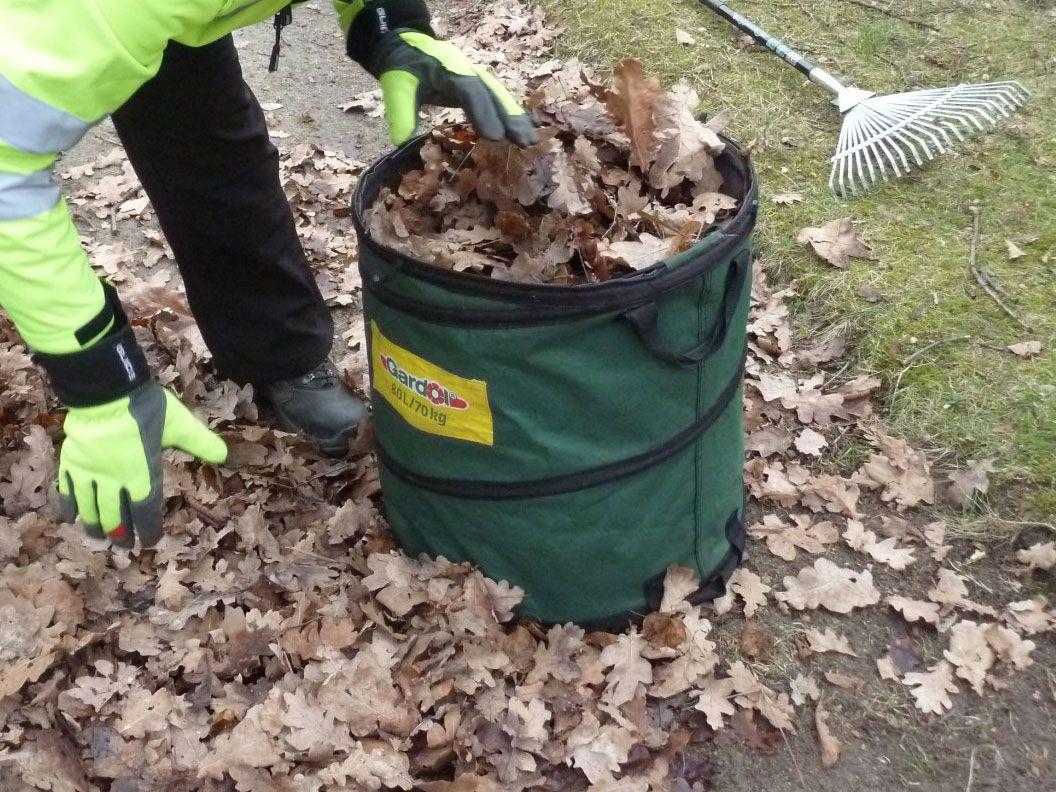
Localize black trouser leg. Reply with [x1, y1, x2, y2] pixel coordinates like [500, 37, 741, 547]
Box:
[111, 36, 333, 384]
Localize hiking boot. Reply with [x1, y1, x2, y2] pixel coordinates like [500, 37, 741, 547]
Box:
[256, 362, 368, 457]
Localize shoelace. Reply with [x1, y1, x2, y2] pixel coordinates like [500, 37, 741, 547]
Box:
[297, 364, 338, 388]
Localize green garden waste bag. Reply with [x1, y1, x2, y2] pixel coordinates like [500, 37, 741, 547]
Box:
[353, 133, 757, 629]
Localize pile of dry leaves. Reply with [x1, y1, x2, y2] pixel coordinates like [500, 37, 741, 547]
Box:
[1, 2, 1053, 790]
[369, 60, 738, 283]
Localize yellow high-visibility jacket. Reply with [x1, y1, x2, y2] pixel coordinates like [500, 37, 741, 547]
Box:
[0, 0, 364, 355]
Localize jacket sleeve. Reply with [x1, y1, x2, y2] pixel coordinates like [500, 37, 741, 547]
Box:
[333, 0, 433, 68]
[0, 0, 282, 356]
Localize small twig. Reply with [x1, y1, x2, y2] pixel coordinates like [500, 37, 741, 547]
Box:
[841, 0, 941, 31]
[971, 261, 1028, 327]
[902, 335, 973, 367]
[184, 497, 223, 527]
[973, 264, 1012, 299]
[967, 207, 1031, 330]
[780, 728, 807, 788]
[308, 461, 355, 481]
[965, 746, 978, 792]
[443, 142, 476, 183]
[892, 335, 972, 395]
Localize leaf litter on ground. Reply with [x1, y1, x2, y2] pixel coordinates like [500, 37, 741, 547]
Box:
[1, 1, 1053, 789]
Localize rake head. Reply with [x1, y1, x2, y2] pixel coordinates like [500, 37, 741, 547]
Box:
[829, 81, 1031, 196]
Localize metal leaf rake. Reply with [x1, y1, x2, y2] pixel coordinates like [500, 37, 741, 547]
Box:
[695, 0, 1031, 196]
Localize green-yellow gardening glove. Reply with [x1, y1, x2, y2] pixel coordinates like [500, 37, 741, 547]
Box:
[373, 31, 537, 146]
[27, 280, 227, 550]
[339, 0, 536, 146]
[58, 384, 227, 549]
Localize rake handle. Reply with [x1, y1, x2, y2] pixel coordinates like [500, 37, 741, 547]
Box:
[694, 0, 847, 96]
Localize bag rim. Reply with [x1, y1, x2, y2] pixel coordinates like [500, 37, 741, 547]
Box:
[352, 128, 759, 305]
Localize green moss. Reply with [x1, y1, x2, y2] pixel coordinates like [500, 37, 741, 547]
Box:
[541, 0, 1056, 516]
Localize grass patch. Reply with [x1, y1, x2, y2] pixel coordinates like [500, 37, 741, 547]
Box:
[540, 0, 1056, 516]
[896, 739, 939, 779]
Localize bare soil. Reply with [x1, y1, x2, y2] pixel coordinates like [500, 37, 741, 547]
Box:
[703, 508, 1056, 791]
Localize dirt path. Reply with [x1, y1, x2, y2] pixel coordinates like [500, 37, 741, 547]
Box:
[68, 4, 390, 167]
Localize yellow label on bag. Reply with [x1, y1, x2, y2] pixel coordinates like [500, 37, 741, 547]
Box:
[371, 322, 494, 446]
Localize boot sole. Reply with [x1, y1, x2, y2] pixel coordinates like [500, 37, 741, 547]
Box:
[317, 427, 358, 458]
[262, 400, 360, 458]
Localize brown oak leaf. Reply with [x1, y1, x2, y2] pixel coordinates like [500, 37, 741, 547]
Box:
[1017, 542, 1056, 571]
[600, 631, 653, 706]
[797, 217, 874, 269]
[605, 59, 660, 171]
[942, 620, 994, 694]
[692, 675, 737, 730]
[776, 558, 880, 614]
[945, 458, 997, 507]
[815, 704, 841, 767]
[805, 628, 858, 657]
[887, 596, 940, 625]
[903, 661, 958, 715]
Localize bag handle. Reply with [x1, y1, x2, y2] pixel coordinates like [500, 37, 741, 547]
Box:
[622, 253, 749, 367]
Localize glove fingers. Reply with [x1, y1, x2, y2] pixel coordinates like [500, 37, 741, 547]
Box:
[503, 115, 539, 148]
[68, 473, 105, 538]
[474, 68, 528, 117]
[97, 485, 133, 549]
[379, 70, 423, 146]
[122, 488, 165, 549]
[456, 78, 506, 142]
[58, 469, 77, 523]
[161, 391, 228, 464]
[62, 471, 105, 539]
[473, 69, 537, 147]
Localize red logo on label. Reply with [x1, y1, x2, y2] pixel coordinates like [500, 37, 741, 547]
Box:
[380, 354, 469, 410]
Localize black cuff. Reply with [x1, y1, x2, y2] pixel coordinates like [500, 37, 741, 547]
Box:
[346, 0, 434, 72]
[34, 283, 152, 408]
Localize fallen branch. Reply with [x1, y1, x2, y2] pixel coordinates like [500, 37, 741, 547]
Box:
[967, 206, 1031, 330]
[841, 0, 941, 31]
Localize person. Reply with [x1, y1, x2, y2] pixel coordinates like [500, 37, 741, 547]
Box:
[0, 0, 536, 549]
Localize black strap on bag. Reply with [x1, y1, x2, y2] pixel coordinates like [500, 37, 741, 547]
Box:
[622, 252, 749, 367]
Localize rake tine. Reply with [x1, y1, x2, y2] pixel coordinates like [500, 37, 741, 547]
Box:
[873, 122, 908, 178]
[851, 119, 875, 191]
[828, 76, 1032, 195]
[896, 125, 935, 164]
